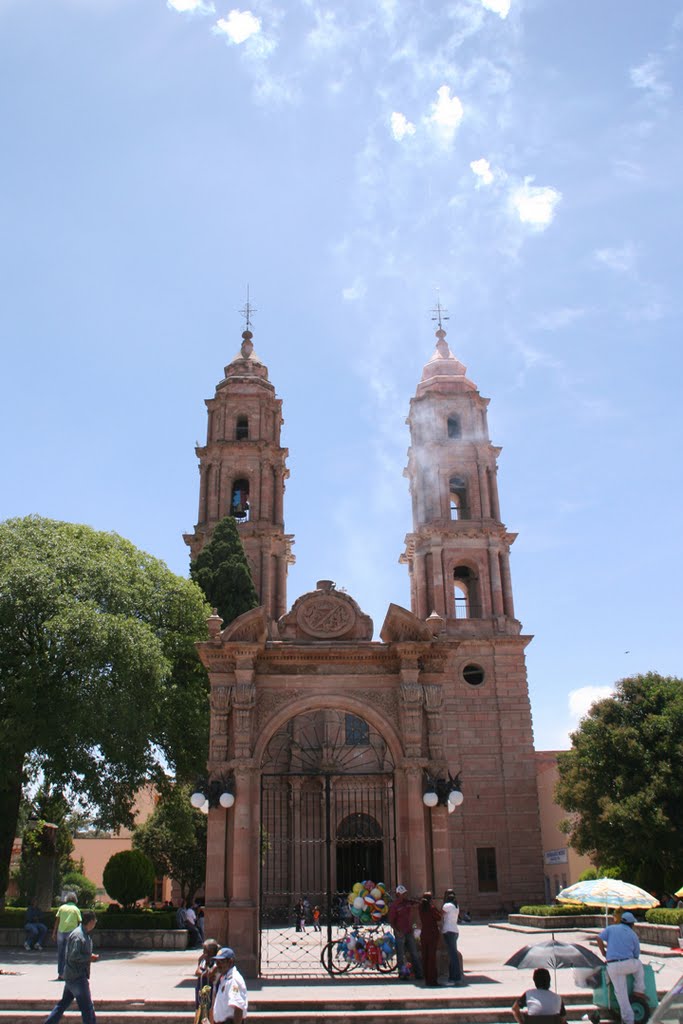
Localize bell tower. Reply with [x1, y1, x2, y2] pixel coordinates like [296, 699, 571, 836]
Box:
[184, 321, 295, 621]
[402, 320, 518, 634]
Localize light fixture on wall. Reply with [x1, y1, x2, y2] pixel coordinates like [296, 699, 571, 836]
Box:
[190, 773, 236, 814]
[423, 771, 463, 813]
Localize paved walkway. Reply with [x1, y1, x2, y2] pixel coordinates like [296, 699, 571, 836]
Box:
[1, 924, 681, 1010]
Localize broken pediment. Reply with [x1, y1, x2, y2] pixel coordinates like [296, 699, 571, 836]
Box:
[380, 603, 434, 643]
[221, 606, 269, 645]
[278, 580, 373, 641]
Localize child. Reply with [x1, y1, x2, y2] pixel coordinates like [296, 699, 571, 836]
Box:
[194, 938, 219, 1015]
[313, 906, 321, 931]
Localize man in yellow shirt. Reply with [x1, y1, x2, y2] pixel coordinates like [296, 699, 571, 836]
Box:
[52, 893, 81, 980]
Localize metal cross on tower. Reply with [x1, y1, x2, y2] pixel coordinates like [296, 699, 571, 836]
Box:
[239, 286, 257, 331]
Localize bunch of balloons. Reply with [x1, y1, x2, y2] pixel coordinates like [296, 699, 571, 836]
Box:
[346, 880, 391, 925]
[337, 929, 395, 967]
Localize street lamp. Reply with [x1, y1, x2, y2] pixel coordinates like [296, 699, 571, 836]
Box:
[423, 771, 463, 813]
[190, 773, 236, 813]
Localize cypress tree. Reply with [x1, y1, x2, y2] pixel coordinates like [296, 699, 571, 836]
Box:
[190, 516, 259, 626]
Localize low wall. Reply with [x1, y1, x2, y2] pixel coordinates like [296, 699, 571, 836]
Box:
[509, 914, 607, 929]
[0, 928, 188, 950]
[509, 915, 681, 948]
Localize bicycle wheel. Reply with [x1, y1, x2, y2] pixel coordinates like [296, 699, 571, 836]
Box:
[320, 940, 351, 975]
[376, 952, 397, 973]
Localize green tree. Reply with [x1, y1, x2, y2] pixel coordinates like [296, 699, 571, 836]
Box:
[556, 672, 683, 892]
[102, 849, 155, 909]
[190, 516, 258, 626]
[132, 784, 206, 902]
[0, 515, 211, 901]
[62, 869, 97, 908]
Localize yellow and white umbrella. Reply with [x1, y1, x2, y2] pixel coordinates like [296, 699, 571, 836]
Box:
[556, 878, 659, 911]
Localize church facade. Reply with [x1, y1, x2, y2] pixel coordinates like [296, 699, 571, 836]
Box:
[187, 323, 543, 977]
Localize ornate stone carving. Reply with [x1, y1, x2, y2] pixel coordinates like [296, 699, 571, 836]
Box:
[380, 603, 433, 643]
[278, 582, 373, 640]
[210, 685, 232, 713]
[297, 594, 355, 637]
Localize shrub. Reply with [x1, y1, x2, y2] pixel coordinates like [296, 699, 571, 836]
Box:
[645, 909, 683, 926]
[102, 850, 155, 910]
[0, 907, 56, 929]
[62, 870, 97, 908]
[518, 904, 594, 916]
[96, 910, 176, 930]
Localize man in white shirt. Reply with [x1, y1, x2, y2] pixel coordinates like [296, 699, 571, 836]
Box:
[210, 947, 248, 1024]
[512, 968, 567, 1024]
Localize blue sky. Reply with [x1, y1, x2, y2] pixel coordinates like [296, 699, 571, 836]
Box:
[1, 0, 681, 750]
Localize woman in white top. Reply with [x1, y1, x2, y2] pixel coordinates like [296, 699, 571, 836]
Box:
[441, 888, 463, 985]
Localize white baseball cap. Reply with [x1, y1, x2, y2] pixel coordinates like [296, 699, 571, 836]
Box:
[396, 885, 407, 894]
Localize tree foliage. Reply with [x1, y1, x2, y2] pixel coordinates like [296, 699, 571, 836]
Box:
[556, 673, 683, 892]
[62, 870, 97, 908]
[0, 516, 211, 900]
[190, 516, 258, 627]
[102, 849, 155, 909]
[133, 784, 206, 902]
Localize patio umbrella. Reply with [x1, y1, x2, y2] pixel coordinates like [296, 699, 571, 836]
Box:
[505, 938, 603, 990]
[556, 878, 659, 913]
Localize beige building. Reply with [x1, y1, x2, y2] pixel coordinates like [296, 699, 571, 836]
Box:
[535, 750, 593, 901]
[186, 321, 545, 976]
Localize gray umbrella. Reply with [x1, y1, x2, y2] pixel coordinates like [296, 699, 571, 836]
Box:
[506, 939, 603, 971]
[505, 938, 603, 990]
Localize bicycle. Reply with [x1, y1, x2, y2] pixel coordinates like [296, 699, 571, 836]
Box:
[320, 924, 397, 976]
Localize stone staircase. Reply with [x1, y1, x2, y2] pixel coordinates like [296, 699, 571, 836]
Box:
[0, 992, 596, 1023]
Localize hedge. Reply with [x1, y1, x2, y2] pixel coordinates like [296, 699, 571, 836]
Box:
[0, 908, 176, 930]
[645, 909, 683, 926]
[518, 904, 595, 916]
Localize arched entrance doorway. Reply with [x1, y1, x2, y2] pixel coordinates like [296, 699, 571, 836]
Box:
[259, 709, 396, 976]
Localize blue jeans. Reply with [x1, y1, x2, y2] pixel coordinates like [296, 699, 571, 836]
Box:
[44, 975, 96, 1024]
[395, 931, 423, 979]
[444, 930, 462, 981]
[25, 922, 48, 948]
[56, 932, 70, 977]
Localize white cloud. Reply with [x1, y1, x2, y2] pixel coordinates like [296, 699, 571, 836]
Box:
[342, 278, 367, 301]
[213, 9, 261, 44]
[390, 111, 416, 142]
[480, 0, 511, 18]
[307, 9, 344, 51]
[533, 307, 587, 330]
[427, 85, 464, 145]
[568, 685, 614, 725]
[470, 157, 494, 186]
[167, 0, 214, 11]
[630, 57, 672, 99]
[594, 243, 637, 274]
[510, 178, 561, 229]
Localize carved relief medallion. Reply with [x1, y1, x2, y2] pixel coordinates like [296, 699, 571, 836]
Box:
[296, 594, 356, 638]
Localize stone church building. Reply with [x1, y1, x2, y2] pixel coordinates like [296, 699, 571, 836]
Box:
[184, 322, 544, 976]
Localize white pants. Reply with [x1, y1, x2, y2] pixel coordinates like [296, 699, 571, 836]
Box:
[606, 958, 645, 1024]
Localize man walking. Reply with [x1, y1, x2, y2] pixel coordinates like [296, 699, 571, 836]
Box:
[597, 911, 646, 1024]
[210, 947, 248, 1024]
[43, 910, 99, 1024]
[52, 892, 81, 979]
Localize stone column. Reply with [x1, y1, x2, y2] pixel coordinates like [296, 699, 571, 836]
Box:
[226, 762, 259, 977]
[500, 550, 515, 618]
[488, 546, 505, 617]
[477, 462, 491, 518]
[399, 765, 429, 891]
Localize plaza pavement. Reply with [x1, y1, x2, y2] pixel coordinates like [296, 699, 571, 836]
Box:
[1, 922, 681, 1020]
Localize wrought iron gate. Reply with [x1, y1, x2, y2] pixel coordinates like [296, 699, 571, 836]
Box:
[259, 710, 396, 977]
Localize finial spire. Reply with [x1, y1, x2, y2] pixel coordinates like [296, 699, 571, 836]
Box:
[239, 285, 257, 333]
[430, 295, 449, 332]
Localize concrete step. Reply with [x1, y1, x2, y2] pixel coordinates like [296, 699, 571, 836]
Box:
[0, 1003, 598, 1024]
